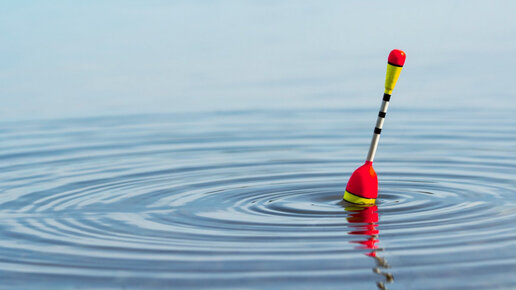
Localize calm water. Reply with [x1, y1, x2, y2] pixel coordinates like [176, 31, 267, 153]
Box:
[2, 1, 516, 289]
[1, 108, 515, 289]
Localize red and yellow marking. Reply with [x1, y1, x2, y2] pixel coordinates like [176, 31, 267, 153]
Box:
[385, 49, 406, 94]
[343, 190, 376, 205]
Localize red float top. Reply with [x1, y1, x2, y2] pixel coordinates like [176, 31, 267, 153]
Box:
[388, 49, 406, 67]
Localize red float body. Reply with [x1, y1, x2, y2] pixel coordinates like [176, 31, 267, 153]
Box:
[345, 161, 378, 199]
[388, 49, 406, 67]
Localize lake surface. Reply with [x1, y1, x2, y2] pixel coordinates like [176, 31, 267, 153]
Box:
[1, 108, 515, 289]
[2, 1, 516, 289]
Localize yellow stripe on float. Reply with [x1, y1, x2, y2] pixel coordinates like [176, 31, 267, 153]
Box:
[384, 64, 403, 95]
[343, 191, 376, 205]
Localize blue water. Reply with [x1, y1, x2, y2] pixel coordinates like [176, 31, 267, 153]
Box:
[2, 1, 516, 289]
[1, 108, 515, 289]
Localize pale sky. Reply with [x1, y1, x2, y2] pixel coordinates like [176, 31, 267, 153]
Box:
[1, 1, 515, 121]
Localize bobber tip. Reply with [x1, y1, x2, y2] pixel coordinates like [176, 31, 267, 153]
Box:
[388, 49, 406, 67]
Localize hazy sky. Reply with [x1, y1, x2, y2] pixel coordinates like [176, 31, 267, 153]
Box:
[1, 1, 515, 120]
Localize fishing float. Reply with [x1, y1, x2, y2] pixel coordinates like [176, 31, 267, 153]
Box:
[343, 49, 406, 205]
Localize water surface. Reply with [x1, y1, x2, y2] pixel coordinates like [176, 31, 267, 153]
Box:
[1, 108, 515, 289]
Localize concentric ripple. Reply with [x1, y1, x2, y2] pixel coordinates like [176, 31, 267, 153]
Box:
[1, 109, 515, 289]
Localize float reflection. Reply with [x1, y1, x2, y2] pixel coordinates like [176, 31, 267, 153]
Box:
[345, 205, 394, 290]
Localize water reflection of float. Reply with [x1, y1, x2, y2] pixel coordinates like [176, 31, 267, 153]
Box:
[345, 205, 393, 290]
